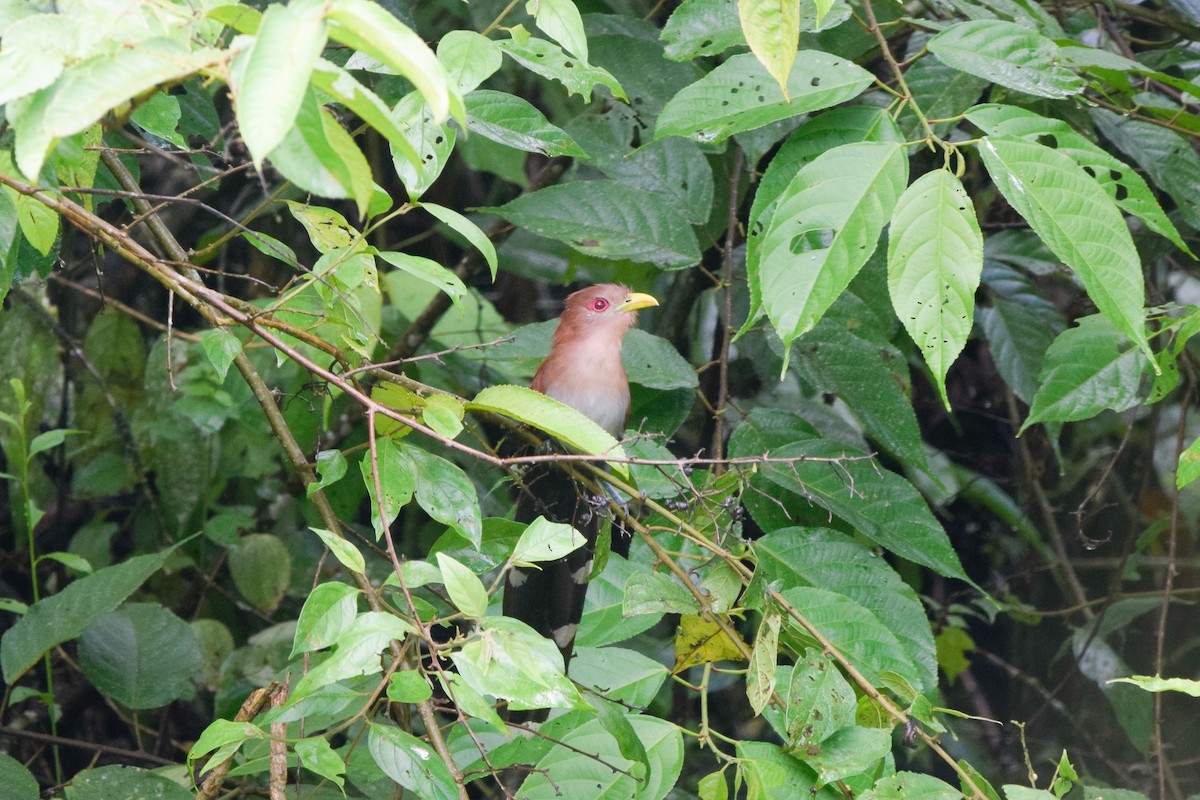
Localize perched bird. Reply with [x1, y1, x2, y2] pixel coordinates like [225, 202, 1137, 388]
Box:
[503, 284, 658, 669]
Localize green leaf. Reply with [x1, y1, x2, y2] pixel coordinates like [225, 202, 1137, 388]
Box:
[389, 91, 457, 199]
[188, 719, 264, 766]
[1021, 315, 1150, 432]
[661, 0, 745, 61]
[1178, 436, 1200, 489]
[360, 437, 414, 539]
[268, 88, 373, 213]
[1108, 675, 1200, 697]
[623, 571, 700, 615]
[292, 611, 414, 699]
[791, 294, 928, 472]
[325, 0, 462, 125]
[15, 193, 58, 254]
[739, 0, 800, 98]
[730, 425, 972, 585]
[516, 715, 683, 800]
[482, 179, 701, 269]
[591, 697, 652, 785]
[978, 261, 1066, 405]
[28, 427, 79, 457]
[36, 551, 92, 574]
[291, 580, 360, 656]
[887, 169, 983, 409]
[527, 0, 588, 61]
[1091, 108, 1200, 232]
[571, 645, 669, 708]
[655, 51, 873, 143]
[64, 765, 192, 800]
[450, 616, 588, 712]
[11, 39, 222, 180]
[965, 104, 1191, 256]
[436, 552, 489, 618]
[510, 516, 586, 564]
[437, 30, 503, 94]
[758, 141, 908, 357]
[0, 753, 37, 800]
[737, 741, 833, 798]
[404, 444, 482, 548]
[496, 33, 626, 101]
[977, 135, 1151, 361]
[375, 250, 467, 307]
[868, 772, 965, 800]
[309, 526, 366, 575]
[368, 723, 459, 800]
[743, 107, 902, 335]
[780, 587, 923, 696]
[756, 527, 937, 693]
[387, 669, 433, 703]
[700, 770, 730, 800]
[231, 0, 327, 167]
[927, 20, 1083, 99]
[777, 653, 857, 748]
[200, 328, 242, 382]
[416, 200, 498, 279]
[901, 53, 988, 140]
[294, 736, 344, 790]
[229, 533, 291, 613]
[1, 551, 170, 682]
[464, 89, 586, 159]
[800, 725, 891, 784]
[580, 134, 715, 225]
[468, 384, 631, 480]
[78, 602, 202, 709]
[307, 449, 348, 498]
[747, 611, 781, 715]
[310, 59, 421, 172]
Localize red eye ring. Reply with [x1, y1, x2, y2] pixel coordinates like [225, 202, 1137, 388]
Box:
[589, 298, 609, 312]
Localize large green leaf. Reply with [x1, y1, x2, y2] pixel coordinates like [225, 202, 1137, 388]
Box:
[64, 765, 192, 800]
[292, 611, 413, 699]
[527, 0, 588, 61]
[368, 724, 459, 800]
[1, 551, 170, 682]
[389, 91, 457, 199]
[231, 0, 326, 167]
[742, 107, 902, 335]
[966, 104, 1190, 255]
[730, 424, 971, 584]
[436, 29, 502, 94]
[756, 141, 909, 358]
[655, 51, 873, 143]
[325, 0, 462, 125]
[887, 169, 984, 409]
[451, 616, 587, 712]
[791, 295, 927, 471]
[496, 33, 626, 101]
[1090, 108, 1200, 232]
[516, 716, 683, 800]
[977, 135, 1151, 360]
[403, 444, 483, 548]
[927, 20, 1083, 98]
[867, 772, 965, 800]
[756, 528, 937, 693]
[901, 52, 988, 139]
[268, 88, 373, 214]
[11, 39, 222, 180]
[468, 384, 630, 479]
[464, 90, 586, 158]
[482, 180, 701, 269]
[77, 602, 202, 709]
[739, 0, 800, 98]
[661, 0, 745, 61]
[1020, 315, 1150, 433]
[780, 587, 923, 697]
[0, 752, 39, 800]
[978, 261, 1066, 405]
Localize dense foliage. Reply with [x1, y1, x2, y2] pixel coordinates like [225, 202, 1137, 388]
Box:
[1, 0, 1198, 798]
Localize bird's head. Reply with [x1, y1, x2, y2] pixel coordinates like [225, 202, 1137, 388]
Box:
[557, 284, 659, 342]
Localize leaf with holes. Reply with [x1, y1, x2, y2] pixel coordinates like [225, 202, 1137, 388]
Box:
[655, 51, 873, 143]
[928, 20, 1083, 99]
[888, 169, 983, 410]
[739, 0, 799, 98]
[756, 141, 908, 362]
[978, 135, 1151, 362]
[966, 104, 1190, 256]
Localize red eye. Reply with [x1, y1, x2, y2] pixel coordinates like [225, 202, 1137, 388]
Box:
[589, 298, 609, 312]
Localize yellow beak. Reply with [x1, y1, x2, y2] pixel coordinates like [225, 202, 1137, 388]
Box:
[618, 292, 659, 313]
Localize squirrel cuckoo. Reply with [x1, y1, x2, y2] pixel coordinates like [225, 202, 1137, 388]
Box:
[503, 284, 658, 670]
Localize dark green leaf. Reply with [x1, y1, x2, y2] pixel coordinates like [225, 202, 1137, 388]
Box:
[368, 723, 459, 800]
[229, 533, 291, 613]
[1, 551, 170, 682]
[64, 765, 192, 800]
[0, 753, 38, 800]
[78, 603, 202, 709]
[927, 20, 1083, 98]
